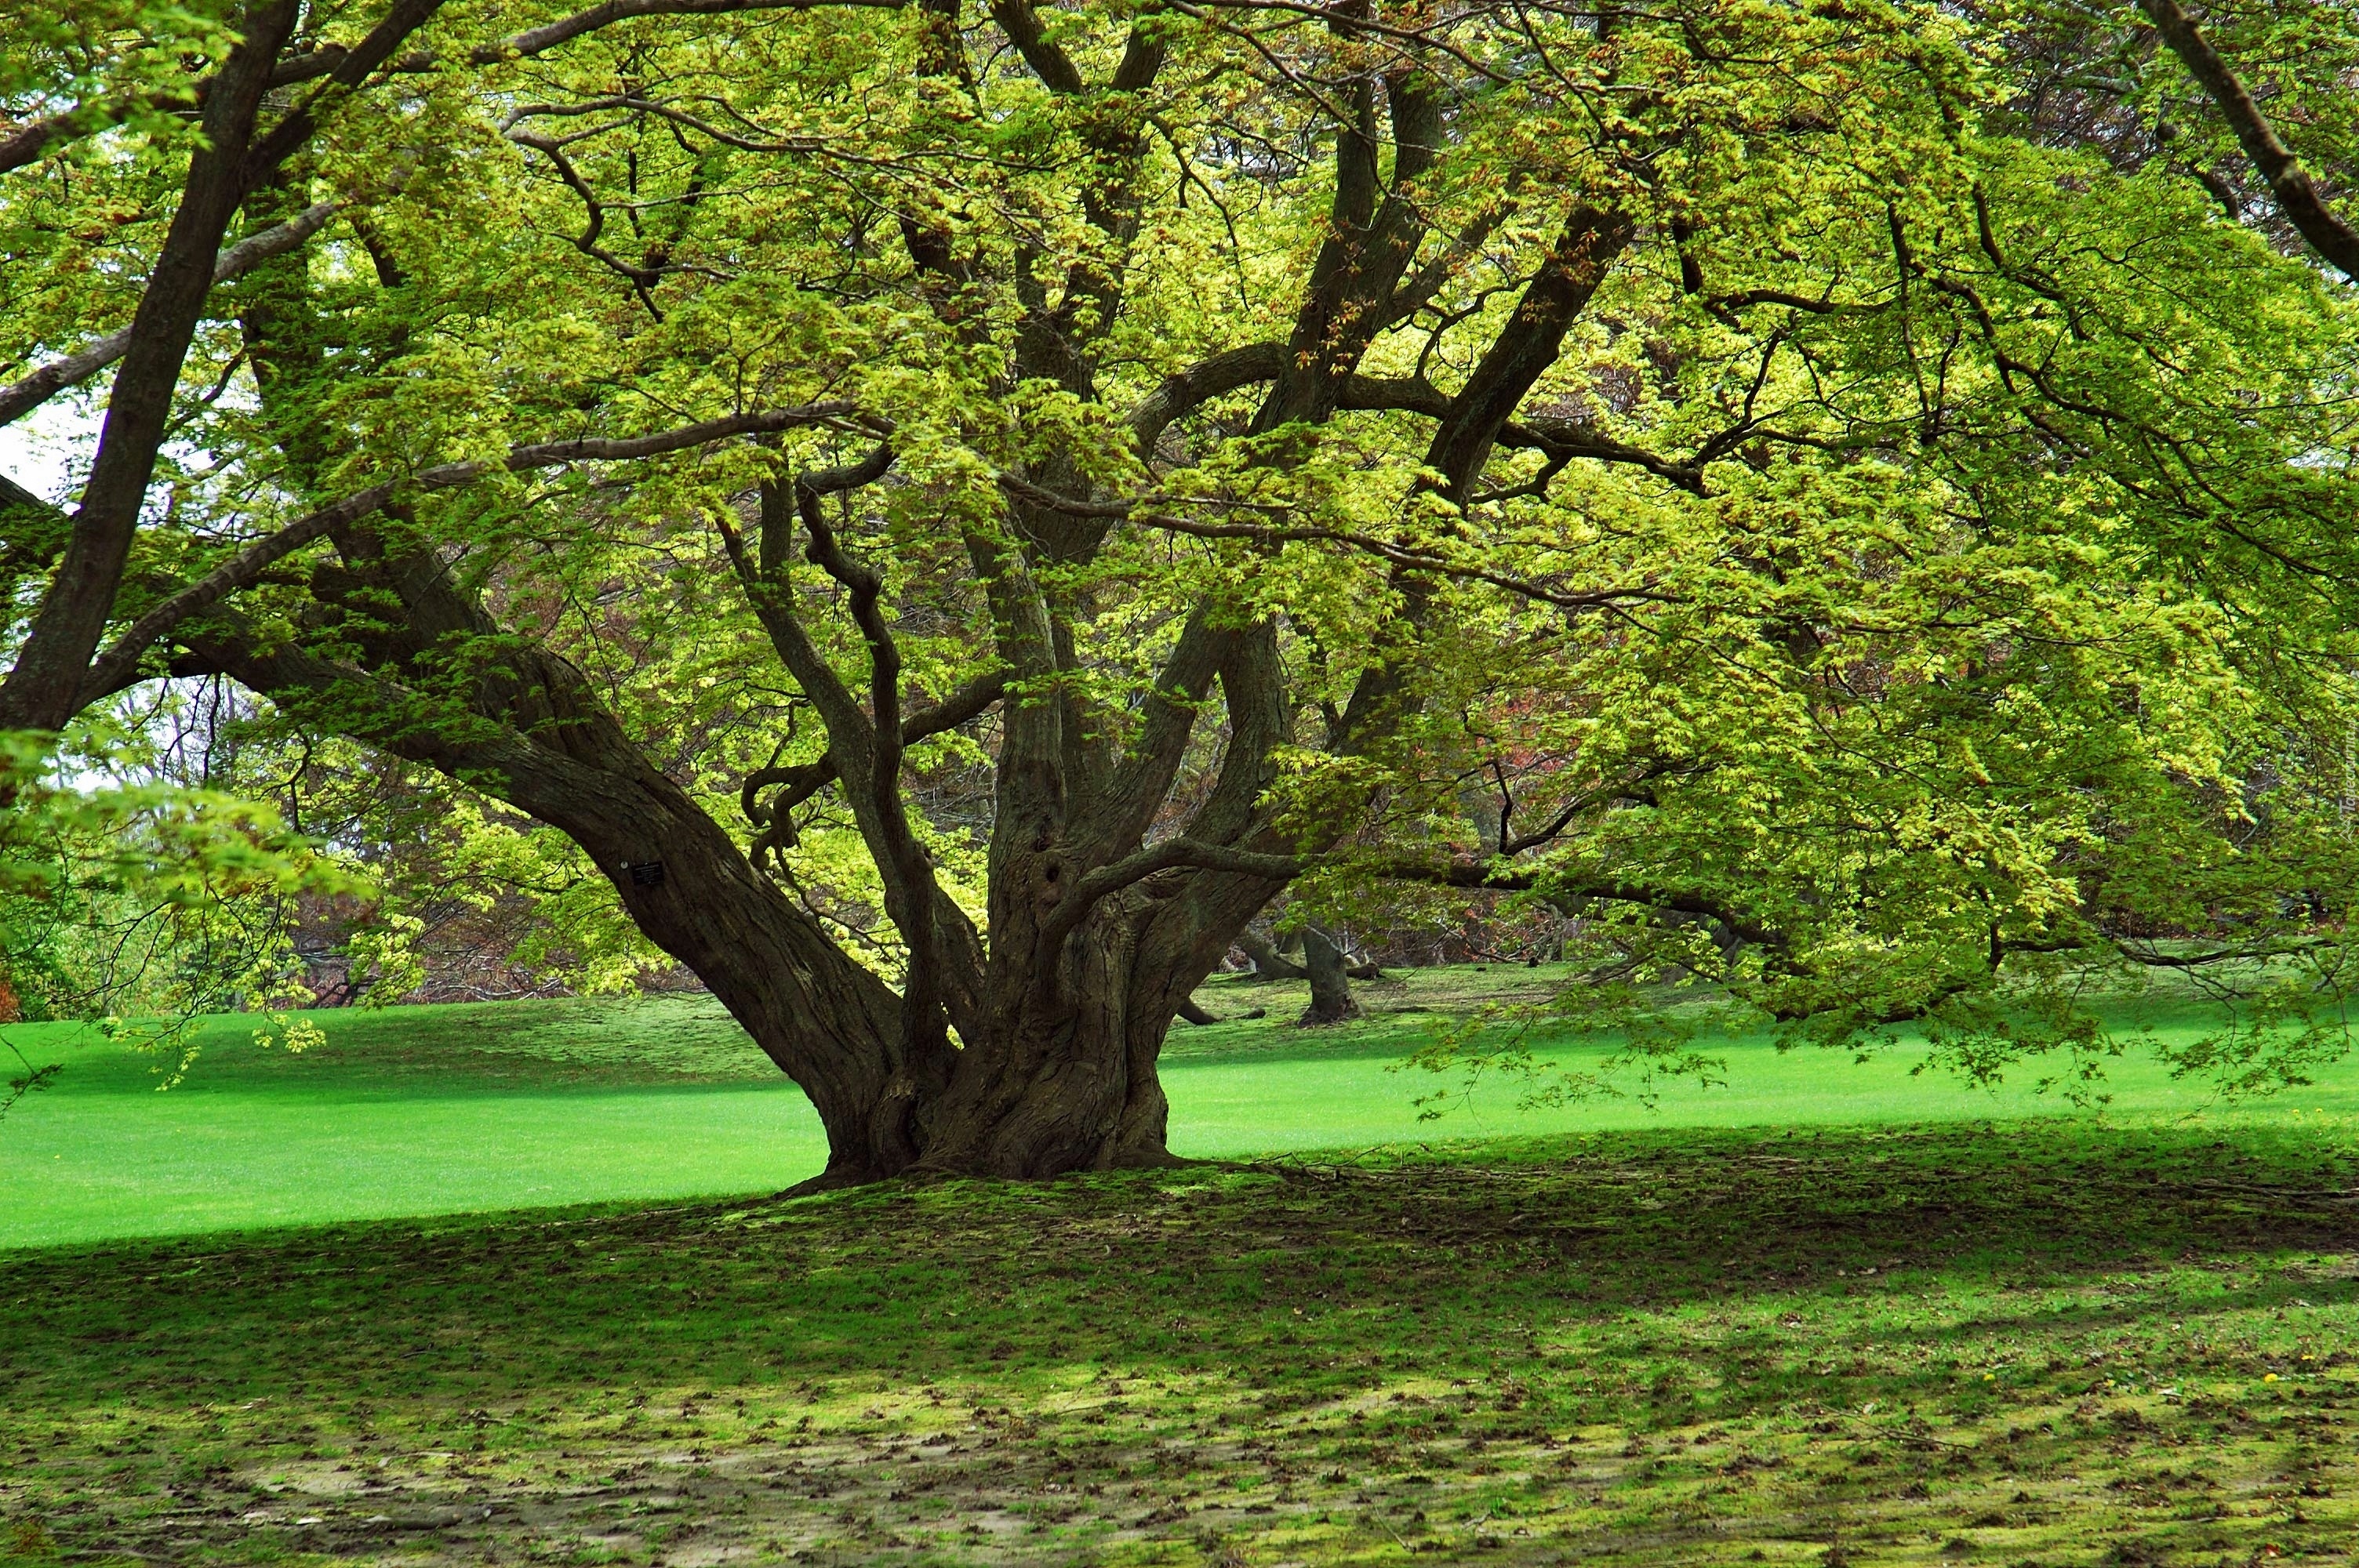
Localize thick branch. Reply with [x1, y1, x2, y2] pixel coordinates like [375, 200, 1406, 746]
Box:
[2139, 0, 2359, 278]
[719, 460, 988, 1040]
[1329, 204, 1634, 754]
[1255, 70, 1443, 430]
[0, 0, 303, 735]
[507, 405, 863, 466]
[1127, 346, 1703, 495]
[1371, 855, 1783, 950]
[1, 98, 156, 176]
[168, 606, 917, 1160]
[1074, 607, 1233, 858]
[990, 0, 1088, 93]
[1042, 836, 1303, 950]
[1110, 15, 1169, 91]
[1423, 206, 1635, 503]
[1129, 343, 1287, 455]
[490, 0, 907, 58]
[1509, 417, 1707, 496]
[256, 0, 453, 162]
[82, 485, 391, 702]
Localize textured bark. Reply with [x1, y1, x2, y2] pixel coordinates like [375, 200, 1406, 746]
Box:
[914, 903, 1192, 1176]
[1298, 927, 1362, 1025]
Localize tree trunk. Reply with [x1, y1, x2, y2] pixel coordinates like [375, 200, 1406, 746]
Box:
[174, 546, 1285, 1187]
[1299, 925, 1361, 1024]
[894, 880, 1198, 1176]
[174, 624, 940, 1186]
[589, 789, 936, 1189]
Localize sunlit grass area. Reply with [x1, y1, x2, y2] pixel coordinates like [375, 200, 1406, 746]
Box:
[5, 967, 2359, 1250]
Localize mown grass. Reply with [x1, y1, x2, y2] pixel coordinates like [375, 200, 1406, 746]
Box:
[2, 969, 2357, 1564]
[9, 966, 2359, 1250]
[2, 1122, 2355, 1566]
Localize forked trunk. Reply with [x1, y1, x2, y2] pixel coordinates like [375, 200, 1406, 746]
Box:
[907, 891, 1208, 1176]
[187, 622, 1230, 1189]
[917, 1005, 1182, 1177]
[634, 859, 1206, 1182]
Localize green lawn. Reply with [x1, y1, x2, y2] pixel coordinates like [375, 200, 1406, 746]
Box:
[6, 966, 2359, 1250]
[3, 971, 2357, 1566]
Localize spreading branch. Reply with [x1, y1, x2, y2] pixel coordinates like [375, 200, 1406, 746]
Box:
[997, 473, 1670, 614]
[264, 0, 907, 90]
[2139, 0, 2359, 278]
[1369, 854, 1786, 950]
[1041, 836, 1304, 950]
[0, 198, 344, 430]
[1126, 342, 1706, 495]
[80, 402, 860, 699]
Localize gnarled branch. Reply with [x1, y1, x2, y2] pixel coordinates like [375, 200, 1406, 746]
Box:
[1041, 836, 1304, 951]
[741, 670, 1006, 829]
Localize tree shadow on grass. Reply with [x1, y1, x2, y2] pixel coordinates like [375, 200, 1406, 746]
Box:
[2, 1120, 2354, 1567]
[2, 1120, 2350, 1417]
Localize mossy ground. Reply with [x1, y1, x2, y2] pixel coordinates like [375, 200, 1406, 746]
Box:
[3, 1120, 2355, 1566]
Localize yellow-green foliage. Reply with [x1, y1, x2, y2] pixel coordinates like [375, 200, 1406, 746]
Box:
[9, 0, 2359, 1086]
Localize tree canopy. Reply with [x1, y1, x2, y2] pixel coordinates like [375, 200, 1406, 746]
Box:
[6, 0, 2359, 1178]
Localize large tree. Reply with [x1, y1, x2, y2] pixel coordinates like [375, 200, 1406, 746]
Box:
[6, 0, 2357, 1181]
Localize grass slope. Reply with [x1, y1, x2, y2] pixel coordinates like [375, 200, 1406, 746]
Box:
[0, 995, 821, 1250]
[1, 1123, 2354, 1566]
[8, 967, 2359, 1249]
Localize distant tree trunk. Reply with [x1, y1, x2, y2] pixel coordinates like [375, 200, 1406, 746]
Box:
[1175, 997, 1218, 1025]
[1299, 925, 1361, 1024]
[1234, 930, 1306, 980]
